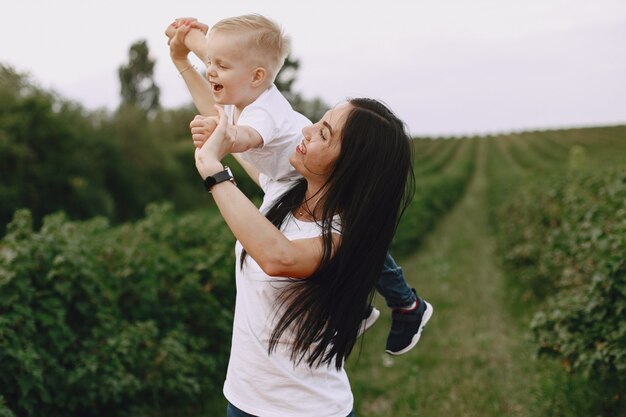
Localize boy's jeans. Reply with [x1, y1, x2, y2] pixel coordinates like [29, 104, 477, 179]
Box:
[376, 253, 417, 308]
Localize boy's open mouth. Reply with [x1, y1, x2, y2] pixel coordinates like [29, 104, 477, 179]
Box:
[212, 83, 224, 92]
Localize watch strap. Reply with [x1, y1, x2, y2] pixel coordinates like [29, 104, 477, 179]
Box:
[203, 166, 235, 192]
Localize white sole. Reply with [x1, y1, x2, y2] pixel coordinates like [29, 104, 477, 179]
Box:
[358, 307, 381, 337]
[385, 301, 433, 356]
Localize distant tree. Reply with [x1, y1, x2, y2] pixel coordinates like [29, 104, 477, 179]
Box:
[0, 64, 116, 231]
[118, 40, 160, 112]
[275, 54, 329, 122]
[289, 95, 330, 124]
[275, 55, 300, 101]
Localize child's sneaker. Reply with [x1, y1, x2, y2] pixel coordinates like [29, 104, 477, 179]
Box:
[358, 305, 380, 337]
[385, 293, 433, 355]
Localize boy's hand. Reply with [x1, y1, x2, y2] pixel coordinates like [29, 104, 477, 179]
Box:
[165, 18, 209, 62]
[188, 20, 209, 35]
[194, 106, 236, 178]
[165, 18, 208, 41]
[166, 23, 191, 61]
[190, 115, 220, 148]
[191, 110, 238, 151]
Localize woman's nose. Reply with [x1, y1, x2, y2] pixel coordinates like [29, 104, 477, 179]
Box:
[301, 125, 313, 139]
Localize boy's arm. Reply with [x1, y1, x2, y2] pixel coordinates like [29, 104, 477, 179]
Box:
[190, 115, 263, 185]
[232, 125, 264, 153]
[190, 117, 263, 152]
[190, 115, 263, 152]
[166, 20, 217, 117]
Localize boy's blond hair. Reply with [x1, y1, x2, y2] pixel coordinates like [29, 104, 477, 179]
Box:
[210, 14, 290, 83]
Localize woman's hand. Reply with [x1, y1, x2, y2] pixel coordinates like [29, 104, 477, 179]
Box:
[166, 20, 192, 62]
[165, 18, 209, 62]
[165, 17, 208, 40]
[194, 105, 236, 178]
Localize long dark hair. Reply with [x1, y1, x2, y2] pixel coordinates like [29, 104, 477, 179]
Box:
[244, 98, 415, 370]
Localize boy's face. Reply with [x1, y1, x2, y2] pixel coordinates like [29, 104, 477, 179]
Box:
[205, 31, 259, 108]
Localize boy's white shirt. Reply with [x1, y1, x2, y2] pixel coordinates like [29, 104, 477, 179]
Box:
[224, 84, 311, 182]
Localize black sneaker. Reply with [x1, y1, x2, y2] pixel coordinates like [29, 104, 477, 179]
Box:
[358, 305, 380, 337]
[385, 292, 433, 355]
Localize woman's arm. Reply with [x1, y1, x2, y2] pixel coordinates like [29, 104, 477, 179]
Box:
[209, 180, 330, 277]
[166, 20, 217, 117]
[196, 106, 328, 277]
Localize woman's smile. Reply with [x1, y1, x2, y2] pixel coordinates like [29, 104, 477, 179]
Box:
[296, 140, 306, 154]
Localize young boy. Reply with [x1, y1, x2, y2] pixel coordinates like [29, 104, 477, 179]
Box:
[165, 14, 432, 355]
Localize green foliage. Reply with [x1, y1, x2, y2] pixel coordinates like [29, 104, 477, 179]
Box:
[0, 204, 235, 416]
[492, 165, 626, 413]
[0, 64, 117, 230]
[0, 64, 259, 234]
[274, 55, 300, 95]
[392, 139, 476, 257]
[0, 396, 16, 417]
[288, 95, 329, 124]
[118, 40, 160, 112]
[567, 144, 588, 171]
[485, 128, 626, 414]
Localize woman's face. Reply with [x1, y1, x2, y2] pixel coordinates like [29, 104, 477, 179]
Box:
[290, 102, 353, 184]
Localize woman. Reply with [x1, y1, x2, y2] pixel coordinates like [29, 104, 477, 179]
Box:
[196, 100, 414, 417]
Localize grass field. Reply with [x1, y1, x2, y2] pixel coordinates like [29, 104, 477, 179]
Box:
[348, 139, 539, 416]
[348, 127, 626, 416]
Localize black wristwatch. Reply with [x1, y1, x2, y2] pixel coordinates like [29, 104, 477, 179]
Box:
[203, 166, 236, 192]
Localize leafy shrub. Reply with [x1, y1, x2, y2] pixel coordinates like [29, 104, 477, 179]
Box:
[0, 203, 235, 416]
[0, 64, 260, 235]
[392, 139, 475, 257]
[493, 167, 626, 410]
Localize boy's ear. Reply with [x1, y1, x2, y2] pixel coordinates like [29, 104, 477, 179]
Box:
[251, 67, 267, 87]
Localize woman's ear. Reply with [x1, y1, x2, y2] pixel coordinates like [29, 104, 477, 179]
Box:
[251, 67, 267, 87]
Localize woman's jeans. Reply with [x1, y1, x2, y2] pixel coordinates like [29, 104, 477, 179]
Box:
[227, 402, 354, 416]
[376, 253, 417, 308]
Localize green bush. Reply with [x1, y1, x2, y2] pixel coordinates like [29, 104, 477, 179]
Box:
[393, 172, 470, 257]
[0, 203, 235, 416]
[0, 64, 260, 235]
[493, 167, 626, 412]
[392, 139, 475, 257]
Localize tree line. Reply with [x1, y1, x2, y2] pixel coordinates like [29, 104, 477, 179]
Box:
[0, 40, 328, 233]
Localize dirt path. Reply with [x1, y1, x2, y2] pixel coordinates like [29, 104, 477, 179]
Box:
[348, 139, 538, 417]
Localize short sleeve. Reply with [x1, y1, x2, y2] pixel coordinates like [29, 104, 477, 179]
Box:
[237, 107, 276, 146]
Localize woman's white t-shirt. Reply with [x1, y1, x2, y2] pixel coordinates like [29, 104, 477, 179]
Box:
[222, 174, 352, 417]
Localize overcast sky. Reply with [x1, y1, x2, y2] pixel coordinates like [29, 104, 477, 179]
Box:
[1, 0, 625, 136]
